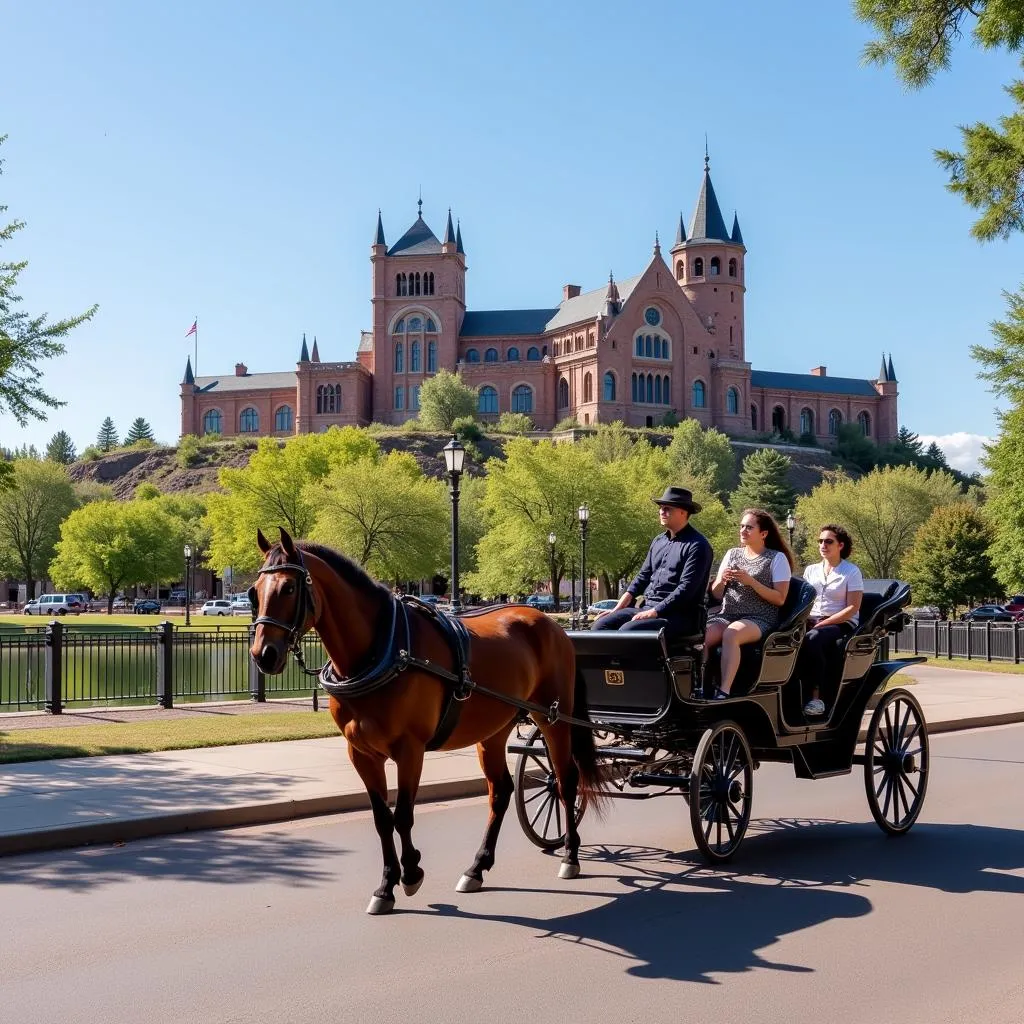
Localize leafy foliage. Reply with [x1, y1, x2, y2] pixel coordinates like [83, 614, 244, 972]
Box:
[730, 448, 796, 522]
[495, 412, 533, 434]
[980, 404, 1024, 589]
[45, 430, 76, 464]
[666, 419, 735, 495]
[96, 417, 118, 452]
[418, 369, 477, 431]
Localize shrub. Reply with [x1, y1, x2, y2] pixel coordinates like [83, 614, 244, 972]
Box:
[79, 445, 101, 462]
[401, 417, 423, 432]
[798, 432, 818, 447]
[661, 409, 680, 428]
[452, 415, 481, 442]
[496, 412, 533, 434]
[177, 434, 203, 468]
[554, 417, 581, 432]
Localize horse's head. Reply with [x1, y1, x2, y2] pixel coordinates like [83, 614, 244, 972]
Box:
[249, 526, 316, 675]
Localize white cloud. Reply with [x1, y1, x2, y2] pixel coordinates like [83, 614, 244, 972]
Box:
[917, 432, 991, 475]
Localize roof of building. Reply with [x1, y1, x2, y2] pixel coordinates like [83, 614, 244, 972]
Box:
[688, 166, 731, 243]
[374, 211, 386, 247]
[750, 370, 880, 397]
[460, 309, 558, 337]
[194, 372, 297, 394]
[456, 221, 465, 255]
[388, 214, 443, 256]
[358, 330, 373, 352]
[731, 212, 744, 246]
[878, 353, 889, 382]
[299, 334, 309, 362]
[183, 357, 194, 385]
[887, 353, 897, 381]
[545, 274, 642, 331]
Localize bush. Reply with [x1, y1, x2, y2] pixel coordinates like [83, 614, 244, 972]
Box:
[177, 434, 203, 468]
[661, 409, 680, 428]
[202, 431, 222, 442]
[401, 417, 423, 432]
[79, 445, 101, 462]
[452, 415, 481, 442]
[123, 437, 156, 450]
[496, 412, 533, 434]
[798, 432, 818, 447]
[553, 417, 581, 432]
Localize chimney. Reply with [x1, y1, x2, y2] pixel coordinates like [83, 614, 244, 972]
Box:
[563, 284, 581, 301]
[810, 365, 827, 376]
[235, 363, 248, 376]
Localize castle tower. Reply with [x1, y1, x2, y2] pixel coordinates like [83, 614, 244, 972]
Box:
[874, 352, 898, 442]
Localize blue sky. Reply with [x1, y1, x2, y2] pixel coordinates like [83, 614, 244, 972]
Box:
[1, 0, 1018, 471]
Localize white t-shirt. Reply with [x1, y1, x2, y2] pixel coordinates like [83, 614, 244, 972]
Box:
[716, 549, 791, 584]
[803, 559, 864, 625]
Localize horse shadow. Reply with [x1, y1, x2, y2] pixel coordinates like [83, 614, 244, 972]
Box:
[411, 819, 1024, 984]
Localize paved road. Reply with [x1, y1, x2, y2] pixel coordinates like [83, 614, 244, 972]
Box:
[4, 725, 1023, 1024]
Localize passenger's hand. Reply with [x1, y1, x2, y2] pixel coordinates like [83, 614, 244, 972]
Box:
[632, 608, 658, 621]
[726, 568, 753, 586]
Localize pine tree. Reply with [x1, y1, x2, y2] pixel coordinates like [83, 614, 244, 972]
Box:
[96, 417, 118, 452]
[124, 417, 155, 445]
[45, 430, 76, 464]
[924, 441, 948, 470]
[729, 448, 796, 524]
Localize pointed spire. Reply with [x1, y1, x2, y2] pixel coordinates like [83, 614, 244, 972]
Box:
[887, 353, 897, 381]
[604, 270, 620, 317]
[456, 220, 465, 255]
[688, 152, 730, 242]
[443, 208, 456, 244]
[731, 211, 744, 246]
[878, 353, 889, 382]
[300, 333, 310, 362]
[183, 356, 194, 385]
[417, 187, 423, 219]
[374, 210, 386, 247]
[653, 231, 661, 257]
[674, 212, 687, 247]
[311, 336, 320, 363]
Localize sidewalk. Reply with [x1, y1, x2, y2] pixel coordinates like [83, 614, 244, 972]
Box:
[2, 663, 1023, 858]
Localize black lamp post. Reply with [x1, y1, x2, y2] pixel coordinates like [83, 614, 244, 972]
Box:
[548, 531, 558, 612]
[183, 543, 192, 627]
[578, 504, 590, 626]
[786, 510, 796, 548]
[442, 435, 466, 613]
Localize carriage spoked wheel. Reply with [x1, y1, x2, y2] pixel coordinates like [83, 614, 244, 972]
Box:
[513, 725, 588, 850]
[689, 721, 753, 864]
[864, 687, 929, 836]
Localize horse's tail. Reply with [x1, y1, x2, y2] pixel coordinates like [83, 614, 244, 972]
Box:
[571, 669, 610, 811]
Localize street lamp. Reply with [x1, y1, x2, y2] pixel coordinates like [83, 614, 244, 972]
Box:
[183, 543, 193, 627]
[441, 435, 466, 613]
[548, 531, 558, 612]
[578, 504, 590, 626]
[786, 510, 796, 548]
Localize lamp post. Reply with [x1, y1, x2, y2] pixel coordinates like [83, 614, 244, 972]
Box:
[548, 532, 558, 612]
[441, 435, 466, 613]
[786, 510, 796, 548]
[578, 504, 590, 626]
[183, 543, 192, 627]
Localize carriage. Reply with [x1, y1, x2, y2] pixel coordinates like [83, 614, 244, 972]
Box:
[508, 577, 928, 862]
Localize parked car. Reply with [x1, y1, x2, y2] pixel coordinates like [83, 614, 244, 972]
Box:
[229, 593, 253, 615]
[588, 598, 619, 616]
[23, 593, 85, 616]
[1004, 594, 1024, 615]
[133, 598, 162, 614]
[200, 599, 232, 616]
[418, 594, 442, 605]
[908, 605, 941, 620]
[525, 594, 556, 611]
[961, 604, 1014, 622]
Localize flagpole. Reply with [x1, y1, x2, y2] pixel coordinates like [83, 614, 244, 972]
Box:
[194, 316, 198, 379]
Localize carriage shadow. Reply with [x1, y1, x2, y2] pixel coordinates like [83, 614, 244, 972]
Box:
[411, 819, 1024, 984]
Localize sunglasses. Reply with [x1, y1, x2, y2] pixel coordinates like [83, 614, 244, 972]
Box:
[818, 538, 837, 546]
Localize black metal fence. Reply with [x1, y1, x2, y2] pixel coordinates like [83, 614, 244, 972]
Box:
[891, 619, 1024, 663]
[0, 620, 328, 713]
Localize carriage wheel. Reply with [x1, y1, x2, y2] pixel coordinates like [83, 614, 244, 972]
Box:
[513, 725, 588, 850]
[689, 721, 753, 864]
[864, 688, 929, 836]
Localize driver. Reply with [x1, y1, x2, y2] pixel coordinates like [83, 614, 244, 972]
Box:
[591, 486, 712, 639]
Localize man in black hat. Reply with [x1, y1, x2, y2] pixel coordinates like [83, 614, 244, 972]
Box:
[591, 486, 712, 637]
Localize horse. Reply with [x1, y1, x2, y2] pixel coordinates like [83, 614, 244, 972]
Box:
[248, 527, 605, 915]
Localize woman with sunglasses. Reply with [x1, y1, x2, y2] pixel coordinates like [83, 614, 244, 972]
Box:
[706, 508, 796, 698]
[800, 523, 864, 716]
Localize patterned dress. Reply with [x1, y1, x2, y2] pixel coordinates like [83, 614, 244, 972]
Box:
[708, 547, 786, 636]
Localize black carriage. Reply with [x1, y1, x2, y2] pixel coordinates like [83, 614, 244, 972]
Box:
[509, 578, 928, 862]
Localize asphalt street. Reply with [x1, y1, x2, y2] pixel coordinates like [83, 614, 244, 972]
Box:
[3, 724, 1023, 1024]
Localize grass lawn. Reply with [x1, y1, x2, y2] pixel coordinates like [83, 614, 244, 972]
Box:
[0, 711, 340, 764]
[919, 656, 1024, 675]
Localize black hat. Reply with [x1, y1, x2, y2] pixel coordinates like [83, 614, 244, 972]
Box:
[652, 486, 701, 514]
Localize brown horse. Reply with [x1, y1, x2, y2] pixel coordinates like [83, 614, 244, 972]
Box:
[249, 527, 604, 915]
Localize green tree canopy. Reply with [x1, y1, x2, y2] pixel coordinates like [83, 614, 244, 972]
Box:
[45, 430, 76, 464]
[96, 417, 118, 452]
[418, 369, 477, 431]
[666, 419, 736, 496]
[730, 448, 796, 522]
[980, 404, 1024, 589]
[835, 422, 881, 472]
[900, 502, 999, 615]
[124, 417, 156, 445]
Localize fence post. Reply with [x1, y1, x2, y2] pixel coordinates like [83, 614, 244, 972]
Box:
[156, 620, 174, 708]
[1015, 623, 1020, 665]
[986, 620, 992, 662]
[947, 620, 953, 660]
[44, 618, 63, 715]
[913, 619, 919, 656]
[248, 625, 265, 702]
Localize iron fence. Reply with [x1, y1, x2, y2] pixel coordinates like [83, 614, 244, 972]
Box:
[0, 620, 329, 713]
[891, 619, 1023, 663]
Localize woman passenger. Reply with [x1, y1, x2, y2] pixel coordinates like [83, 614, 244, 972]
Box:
[706, 508, 795, 698]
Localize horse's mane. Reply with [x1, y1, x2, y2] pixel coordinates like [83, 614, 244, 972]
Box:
[269, 539, 393, 601]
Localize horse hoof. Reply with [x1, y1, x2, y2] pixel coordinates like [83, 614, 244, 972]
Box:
[366, 895, 396, 915]
[402, 876, 424, 897]
[558, 862, 581, 880]
[455, 874, 483, 893]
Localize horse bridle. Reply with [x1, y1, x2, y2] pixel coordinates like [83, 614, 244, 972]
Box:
[250, 549, 317, 658]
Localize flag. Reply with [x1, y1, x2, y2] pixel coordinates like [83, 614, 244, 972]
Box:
[185, 320, 197, 338]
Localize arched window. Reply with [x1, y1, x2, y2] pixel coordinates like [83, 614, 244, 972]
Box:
[478, 385, 498, 414]
[512, 384, 533, 413]
[316, 384, 340, 414]
[694, 257, 704, 276]
[428, 340, 437, 372]
[202, 409, 222, 435]
[635, 337, 643, 357]
[829, 409, 842, 436]
[663, 375, 671, 404]
[410, 341, 421, 372]
[396, 274, 407, 297]
[275, 405, 293, 431]
[800, 408, 814, 436]
[411, 385, 420, 411]
[858, 410, 871, 436]
[526, 346, 541, 360]
[408, 316, 423, 332]
[631, 372, 638, 402]
[676, 260, 684, 280]
[653, 336, 661, 359]
[654, 375, 662, 404]
[710, 257, 721, 276]
[583, 372, 593, 403]
[393, 318, 405, 334]
[645, 335, 653, 357]
[465, 348, 480, 363]
[728, 258, 737, 277]
[727, 386, 739, 415]
[558, 377, 570, 408]
[603, 371, 616, 401]
[394, 342, 404, 373]
[485, 348, 499, 362]
[751, 404, 758, 431]
[692, 380, 706, 408]
[426, 317, 436, 332]
[646, 373, 654, 403]
[773, 406, 786, 434]
[395, 386, 404, 410]
[426, 274, 434, 296]
[239, 408, 259, 433]
[507, 347, 520, 361]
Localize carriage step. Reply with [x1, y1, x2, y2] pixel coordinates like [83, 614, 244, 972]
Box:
[594, 746, 653, 762]
[626, 771, 691, 789]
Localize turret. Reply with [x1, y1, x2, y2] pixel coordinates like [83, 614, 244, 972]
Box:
[299, 333, 310, 363]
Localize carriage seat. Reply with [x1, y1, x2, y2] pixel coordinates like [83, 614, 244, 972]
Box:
[568, 631, 676, 719]
[837, 578, 912, 682]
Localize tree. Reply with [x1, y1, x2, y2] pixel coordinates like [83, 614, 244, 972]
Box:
[124, 417, 155, 445]
[730, 448, 796, 522]
[795, 465, 963, 577]
[45, 430, 76, 464]
[0, 459, 78, 600]
[495, 412, 533, 434]
[666, 419, 735, 496]
[924, 441, 949, 470]
[0, 136, 97, 426]
[418, 369, 476, 431]
[980, 405, 1024, 589]
[835, 421, 880, 472]
[901, 503, 998, 616]
[96, 417, 118, 452]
